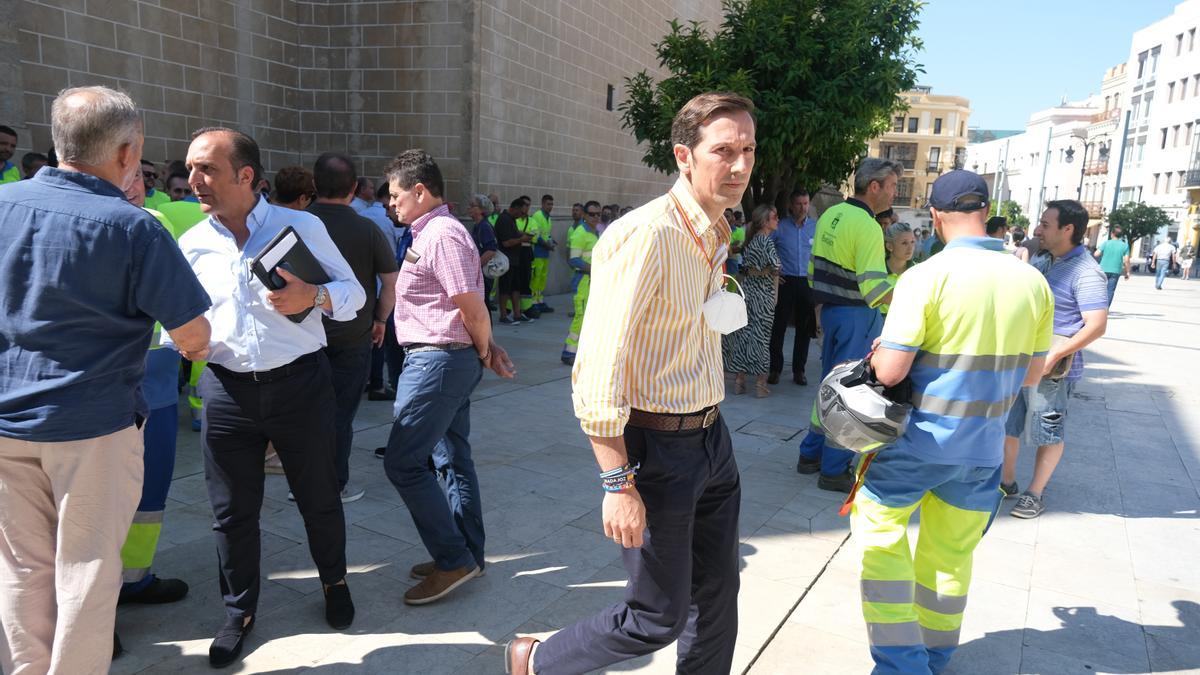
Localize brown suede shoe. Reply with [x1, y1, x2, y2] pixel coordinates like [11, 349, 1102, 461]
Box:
[410, 560, 485, 580]
[403, 564, 479, 605]
[504, 637, 538, 675]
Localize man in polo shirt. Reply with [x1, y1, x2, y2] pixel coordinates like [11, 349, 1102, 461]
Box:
[1151, 237, 1177, 290]
[0, 86, 211, 675]
[769, 189, 817, 386]
[1002, 199, 1108, 519]
[382, 149, 515, 606]
[857, 170, 1053, 674]
[1093, 225, 1130, 306]
[797, 158, 898, 492]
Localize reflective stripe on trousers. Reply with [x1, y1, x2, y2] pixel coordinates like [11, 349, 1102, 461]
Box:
[563, 273, 590, 355]
[852, 490, 990, 674]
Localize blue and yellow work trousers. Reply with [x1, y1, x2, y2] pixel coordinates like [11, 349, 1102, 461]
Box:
[186, 359, 206, 426]
[531, 255, 549, 305]
[851, 448, 1003, 675]
[562, 272, 590, 361]
[119, 402, 179, 592]
[800, 304, 882, 476]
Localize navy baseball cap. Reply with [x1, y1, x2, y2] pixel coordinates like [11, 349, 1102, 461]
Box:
[927, 170, 990, 212]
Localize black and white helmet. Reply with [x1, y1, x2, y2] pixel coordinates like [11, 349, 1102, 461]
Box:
[816, 358, 912, 453]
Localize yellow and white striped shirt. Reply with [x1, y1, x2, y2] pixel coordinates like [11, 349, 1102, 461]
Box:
[572, 177, 730, 437]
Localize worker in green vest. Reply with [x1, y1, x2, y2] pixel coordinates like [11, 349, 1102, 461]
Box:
[142, 160, 170, 209]
[156, 197, 208, 429]
[528, 194, 557, 313]
[0, 125, 21, 184]
[561, 201, 601, 365]
[513, 196, 539, 317]
[115, 173, 191, 620]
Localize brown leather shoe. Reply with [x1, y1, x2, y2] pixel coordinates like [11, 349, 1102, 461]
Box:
[505, 636, 539, 675]
[403, 564, 479, 605]
[410, 560, 485, 580]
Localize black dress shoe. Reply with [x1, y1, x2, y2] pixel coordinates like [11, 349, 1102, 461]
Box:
[324, 582, 355, 629]
[118, 576, 189, 605]
[767, 372, 780, 385]
[796, 456, 821, 475]
[794, 373, 807, 385]
[209, 615, 254, 668]
[817, 470, 855, 494]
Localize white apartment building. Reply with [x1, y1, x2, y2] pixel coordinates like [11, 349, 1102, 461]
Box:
[968, 0, 1200, 253]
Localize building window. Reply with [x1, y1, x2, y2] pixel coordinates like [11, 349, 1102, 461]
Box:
[1131, 97, 1141, 121]
[1166, 172, 1174, 191]
[1137, 51, 1148, 79]
[1187, 122, 1194, 145]
[606, 84, 614, 111]
[1182, 79, 1189, 101]
[908, 117, 918, 133]
[1194, 74, 1199, 96]
[933, 118, 943, 134]
[1177, 33, 1185, 56]
[1162, 127, 1170, 149]
[1150, 46, 1160, 76]
[928, 146, 941, 167]
[960, 121, 965, 136]
[1153, 173, 1161, 193]
[893, 115, 905, 132]
[1143, 93, 1154, 120]
[1169, 82, 1176, 102]
[1190, 28, 1196, 52]
[1104, 95, 1111, 111]
[1114, 93, 1120, 109]
[1174, 125, 1181, 147]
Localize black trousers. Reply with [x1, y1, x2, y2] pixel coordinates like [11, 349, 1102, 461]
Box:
[769, 275, 815, 377]
[200, 352, 347, 619]
[324, 336, 373, 490]
[534, 414, 741, 675]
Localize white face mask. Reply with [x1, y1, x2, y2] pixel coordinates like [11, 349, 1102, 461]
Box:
[702, 274, 747, 335]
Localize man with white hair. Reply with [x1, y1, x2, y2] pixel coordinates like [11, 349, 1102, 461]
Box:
[0, 85, 212, 674]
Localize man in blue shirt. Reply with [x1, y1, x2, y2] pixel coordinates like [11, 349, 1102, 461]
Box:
[1002, 200, 1108, 519]
[0, 86, 211, 675]
[177, 127, 366, 667]
[769, 189, 818, 385]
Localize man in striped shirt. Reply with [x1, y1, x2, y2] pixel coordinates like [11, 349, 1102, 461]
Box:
[797, 158, 899, 492]
[1002, 199, 1108, 519]
[506, 92, 755, 675]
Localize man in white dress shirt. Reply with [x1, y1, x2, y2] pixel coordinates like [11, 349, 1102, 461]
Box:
[175, 127, 366, 668]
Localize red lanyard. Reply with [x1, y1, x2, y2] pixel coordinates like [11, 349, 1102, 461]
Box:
[668, 192, 722, 272]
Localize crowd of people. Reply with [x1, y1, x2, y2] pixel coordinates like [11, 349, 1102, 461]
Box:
[0, 82, 1124, 675]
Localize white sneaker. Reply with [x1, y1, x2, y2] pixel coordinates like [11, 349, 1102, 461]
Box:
[340, 484, 366, 503]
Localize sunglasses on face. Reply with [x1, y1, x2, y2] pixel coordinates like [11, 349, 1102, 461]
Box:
[142, 171, 157, 179]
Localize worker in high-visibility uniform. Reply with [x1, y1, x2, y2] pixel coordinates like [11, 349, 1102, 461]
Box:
[798, 158, 898, 492]
[0, 124, 21, 184]
[528, 194, 557, 313]
[141, 160, 170, 209]
[561, 201, 600, 365]
[852, 171, 1053, 674]
[157, 199, 209, 430]
[512, 197, 538, 317]
[117, 177, 193, 607]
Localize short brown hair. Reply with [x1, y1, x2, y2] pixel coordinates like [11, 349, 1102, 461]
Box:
[272, 166, 314, 204]
[670, 92, 756, 150]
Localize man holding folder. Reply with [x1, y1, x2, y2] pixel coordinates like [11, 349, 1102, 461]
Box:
[174, 127, 366, 668]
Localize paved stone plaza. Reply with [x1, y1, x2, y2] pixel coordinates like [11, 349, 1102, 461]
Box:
[112, 273, 1200, 674]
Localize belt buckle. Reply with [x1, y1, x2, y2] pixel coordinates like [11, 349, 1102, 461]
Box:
[252, 369, 263, 383]
[702, 406, 718, 428]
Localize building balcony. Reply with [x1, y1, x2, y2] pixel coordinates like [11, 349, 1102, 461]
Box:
[925, 161, 942, 174]
[893, 192, 913, 207]
[1185, 168, 1200, 188]
[1090, 109, 1120, 124]
[1084, 160, 1109, 176]
[1082, 202, 1105, 219]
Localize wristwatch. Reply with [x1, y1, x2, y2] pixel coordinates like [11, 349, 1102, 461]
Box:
[313, 285, 328, 308]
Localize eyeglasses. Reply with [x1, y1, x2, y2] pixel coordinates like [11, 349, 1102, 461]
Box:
[142, 171, 157, 179]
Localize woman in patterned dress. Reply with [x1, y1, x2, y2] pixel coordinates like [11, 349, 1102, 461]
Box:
[722, 204, 780, 398]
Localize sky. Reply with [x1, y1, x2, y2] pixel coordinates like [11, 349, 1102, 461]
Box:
[916, 0, 1184, 130]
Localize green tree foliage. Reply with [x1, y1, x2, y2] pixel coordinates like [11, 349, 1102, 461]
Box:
[989, 199, 1030, 230]
[1107, 202, 1173, 250]
[620, 0, 924, 210]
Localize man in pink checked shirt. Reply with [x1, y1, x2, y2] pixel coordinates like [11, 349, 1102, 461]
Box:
[380, 149, 517, 606]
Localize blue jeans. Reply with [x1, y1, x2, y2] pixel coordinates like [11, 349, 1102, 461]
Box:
[384, 348, 485, 571]
[1155, 260, 1169, 288]
[1004, 378, 1075, 447]
[1104, 273, 1120, 307]
[799, 305, 883, 476]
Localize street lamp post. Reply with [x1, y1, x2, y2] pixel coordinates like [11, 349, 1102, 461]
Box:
[1064, 134, 1109, 200]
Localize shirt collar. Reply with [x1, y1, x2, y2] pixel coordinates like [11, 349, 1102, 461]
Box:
[668, 177, 729, 239]
[32, 166, 125, 199]
[1055, 244, 1087, 261]
[411, 203, 450, 235]
[845, 197, 874, 217]
[944, 235, 1005, 252]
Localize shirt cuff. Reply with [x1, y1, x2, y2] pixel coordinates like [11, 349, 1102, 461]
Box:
[879, 340, 919, 352]
[579, 416, 626, 438]
[325, 279, 365, 322]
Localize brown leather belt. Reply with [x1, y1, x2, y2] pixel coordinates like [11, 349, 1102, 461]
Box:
[628, 406, 720, 432]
